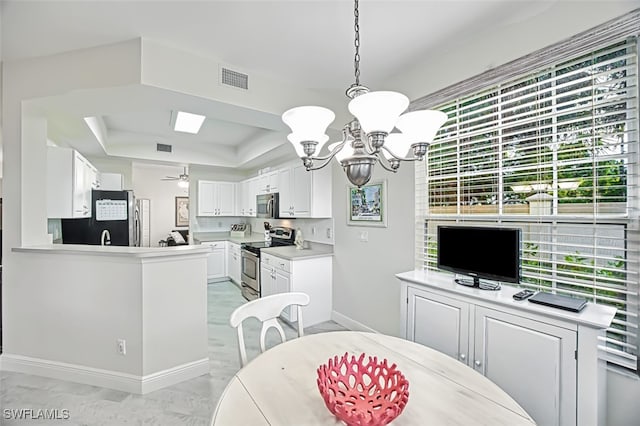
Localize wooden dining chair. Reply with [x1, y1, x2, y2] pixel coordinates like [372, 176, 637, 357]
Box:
[230, 292, 310, 367]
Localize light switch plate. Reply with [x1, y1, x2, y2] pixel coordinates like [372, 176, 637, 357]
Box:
[359, 231, 368, 242]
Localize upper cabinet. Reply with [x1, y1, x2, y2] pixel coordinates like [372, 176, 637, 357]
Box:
[278, 164, 331, 218]
[256, 171, 279, 194]
[47, 147, 99, 218]
[197, 180, 235, 216]
[237, 178, 257, 217]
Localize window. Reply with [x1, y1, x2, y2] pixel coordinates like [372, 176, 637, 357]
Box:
[414, 17, 639, 372]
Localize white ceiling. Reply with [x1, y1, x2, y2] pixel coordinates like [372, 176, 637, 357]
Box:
[1, 0, 561, 172]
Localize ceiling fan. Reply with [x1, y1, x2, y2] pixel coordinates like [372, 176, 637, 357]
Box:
[162, 167, 189, 187]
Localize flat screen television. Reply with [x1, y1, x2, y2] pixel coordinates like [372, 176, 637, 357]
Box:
[437, 225, 521, 290]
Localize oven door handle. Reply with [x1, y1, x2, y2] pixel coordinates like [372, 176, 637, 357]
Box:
[242, 250, 258, 258]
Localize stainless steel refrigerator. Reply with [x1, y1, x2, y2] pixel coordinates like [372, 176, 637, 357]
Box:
[62, 190, 138, 246]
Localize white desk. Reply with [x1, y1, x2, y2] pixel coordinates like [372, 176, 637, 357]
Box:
[211, 331, 535, 425]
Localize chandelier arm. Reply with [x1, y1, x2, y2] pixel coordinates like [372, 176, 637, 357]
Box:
[305, 127, 350, 162]
[378, 157, 399, 173]
[380, 145, 420, 162]
[302, 156, 335, 172]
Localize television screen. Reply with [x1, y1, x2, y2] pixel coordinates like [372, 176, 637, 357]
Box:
[437, 225, 521, 288]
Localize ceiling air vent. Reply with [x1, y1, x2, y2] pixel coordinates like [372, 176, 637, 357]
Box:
[157, 143, 172, 153]
[221, 67, 248, 90]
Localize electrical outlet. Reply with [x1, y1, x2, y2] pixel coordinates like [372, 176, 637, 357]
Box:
[117, 339, 127, 355]
[326, 228, 332, 239]
[311, 227, 316, 235]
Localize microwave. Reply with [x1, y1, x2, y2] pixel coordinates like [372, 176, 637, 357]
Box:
[256, 193, 280, 219]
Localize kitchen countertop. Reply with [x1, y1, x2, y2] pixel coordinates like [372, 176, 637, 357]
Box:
[192, 232, 266, 244]
[261, 242, 334, 260]
[13, 243, 211, 258]
[192, 232, 334, 260]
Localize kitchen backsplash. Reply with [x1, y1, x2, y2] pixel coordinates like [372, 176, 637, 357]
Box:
[248, 217, 334, 245]
[191, 216, 334, 245]
[190, 217, 245, 234]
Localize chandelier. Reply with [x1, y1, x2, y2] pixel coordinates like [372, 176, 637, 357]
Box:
[281, 0, 448, 187]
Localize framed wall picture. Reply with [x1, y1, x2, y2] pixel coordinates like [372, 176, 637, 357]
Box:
[347, 180, 387, 227]
[175, 196, 189, 227]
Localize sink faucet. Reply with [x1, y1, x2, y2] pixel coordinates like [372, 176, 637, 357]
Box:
[101, 229, 111, 246]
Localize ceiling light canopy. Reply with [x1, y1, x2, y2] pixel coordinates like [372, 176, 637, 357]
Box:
[281, 0, 447, 187]
[174, 111, 206, 134]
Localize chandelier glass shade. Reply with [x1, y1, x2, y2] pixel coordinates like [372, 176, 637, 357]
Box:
[281, 0, 448, 187]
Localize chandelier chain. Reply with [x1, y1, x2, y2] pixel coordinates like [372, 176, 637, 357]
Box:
[353, 0, 360, 86]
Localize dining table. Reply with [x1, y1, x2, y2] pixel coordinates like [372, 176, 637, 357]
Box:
[211, 330, 536, 425]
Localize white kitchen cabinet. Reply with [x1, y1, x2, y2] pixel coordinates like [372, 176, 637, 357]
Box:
[399, 271, 616, 426]
[260, 257, 294, 321]
[201, 241, 227, 281]
[227, 242, 241, 285]
[236, 180, 247, 216]
[47, 146, 99, 218]
[237, 178, 257, 217]
[197, 180, 235, 216]
[256, 171, 279, 194]
[260, 252, 332, 327]
[278, 164, 331, 218]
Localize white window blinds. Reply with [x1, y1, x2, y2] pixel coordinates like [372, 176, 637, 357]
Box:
[415, 12, 639, 372]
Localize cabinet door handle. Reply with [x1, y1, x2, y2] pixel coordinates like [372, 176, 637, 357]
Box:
[459, 354, 466, 361]
[474, 360, 482, 368]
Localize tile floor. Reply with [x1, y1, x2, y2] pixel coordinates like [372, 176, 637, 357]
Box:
[0, 280, 346, 425]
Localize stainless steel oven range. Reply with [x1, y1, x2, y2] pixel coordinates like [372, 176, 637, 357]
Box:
[240, 227, 295, 301]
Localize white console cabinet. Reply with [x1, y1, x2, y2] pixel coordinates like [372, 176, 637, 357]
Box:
[397, 270, 616, 426]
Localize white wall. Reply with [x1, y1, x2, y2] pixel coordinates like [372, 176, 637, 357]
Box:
[392, 1, 639, 100]
[332, 161, 414, 335]
[132, 163, 191, 245]
[3, 250, 208, 393]
[87, 156, 134, 190]
[330, 5, 640, 424]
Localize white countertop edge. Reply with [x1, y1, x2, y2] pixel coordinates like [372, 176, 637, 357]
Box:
[396, 269, 617, 330]
[13, 244, 211, 258]
[260, 244, 334, 260]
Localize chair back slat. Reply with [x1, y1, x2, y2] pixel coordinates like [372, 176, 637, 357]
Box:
[230, 292, 310, 367]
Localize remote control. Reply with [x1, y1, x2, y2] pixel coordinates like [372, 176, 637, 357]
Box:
[513, 289, 535, 301]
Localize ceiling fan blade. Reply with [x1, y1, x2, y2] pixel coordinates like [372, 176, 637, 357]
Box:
[161, 176, 179, 180]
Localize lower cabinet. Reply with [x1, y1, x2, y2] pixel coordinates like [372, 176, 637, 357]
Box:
[260, 253, 332, 327]
[201, 241, 227, 282]
[227, 242, 241, 285]
[474, 306, 576, 426]
[399, 275, 613, 426]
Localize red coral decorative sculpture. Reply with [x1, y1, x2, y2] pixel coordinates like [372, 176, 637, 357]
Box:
[317, 352, 410, 426]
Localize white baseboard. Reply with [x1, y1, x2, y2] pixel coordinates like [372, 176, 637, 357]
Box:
[0, 354, 209, 394]
[141, 358, 210, 394]
[331, 311, 379, 334]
